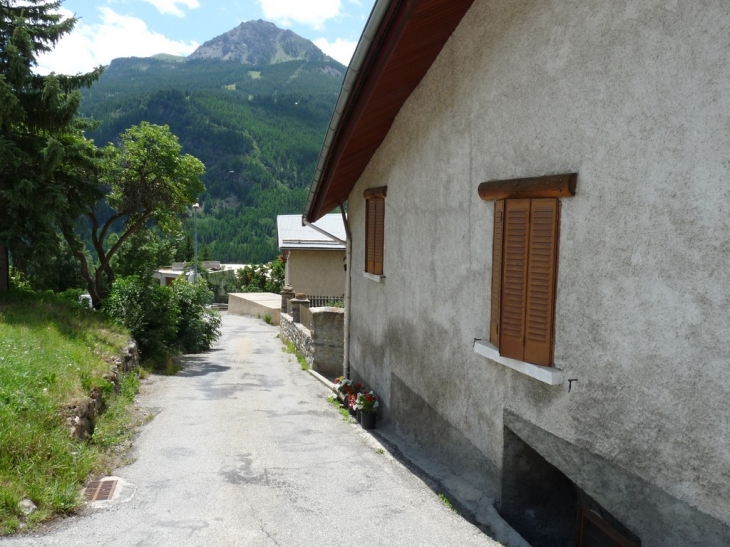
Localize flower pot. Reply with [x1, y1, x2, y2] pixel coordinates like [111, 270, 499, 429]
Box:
[356, 409, 361, 423]
[360, 411, 376, 430]
[348, 405, 356, 417]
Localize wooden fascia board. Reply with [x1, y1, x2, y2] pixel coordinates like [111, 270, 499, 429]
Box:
[309, 0, 408, 221]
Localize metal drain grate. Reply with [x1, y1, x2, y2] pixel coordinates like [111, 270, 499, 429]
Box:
[84, 479, 118, 501]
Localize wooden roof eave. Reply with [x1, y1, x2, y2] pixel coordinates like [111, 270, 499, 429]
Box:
[304, 0, 477, 222]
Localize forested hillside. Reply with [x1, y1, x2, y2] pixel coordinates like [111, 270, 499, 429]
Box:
[80, 36, 344, 262]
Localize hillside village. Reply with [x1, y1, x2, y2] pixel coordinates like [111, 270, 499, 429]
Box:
[1, 1, 729, 546]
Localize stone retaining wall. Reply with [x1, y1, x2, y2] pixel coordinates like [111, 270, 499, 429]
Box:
[280, 307, 344, 378]
[67, 340, 140, 440]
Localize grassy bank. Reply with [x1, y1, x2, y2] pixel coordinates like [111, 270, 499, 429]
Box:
[0, 292, 141, 534]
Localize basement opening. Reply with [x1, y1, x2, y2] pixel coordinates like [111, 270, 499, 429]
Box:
[500, 427, 640, 547]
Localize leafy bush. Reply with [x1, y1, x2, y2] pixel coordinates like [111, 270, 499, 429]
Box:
[172, 279, 221, 353]
[103, 276, 180, 363]
[234, 257, 285, 294]
[104, 275, 221, 364]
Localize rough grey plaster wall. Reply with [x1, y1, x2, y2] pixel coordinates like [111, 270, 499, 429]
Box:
[347, 0, 730, 538]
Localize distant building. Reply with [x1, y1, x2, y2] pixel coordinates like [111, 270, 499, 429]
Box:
[277, 214, 345, 303]
[153, 262, 248, 286]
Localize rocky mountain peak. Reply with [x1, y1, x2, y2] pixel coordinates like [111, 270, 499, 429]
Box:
[188, 19, 328, 65]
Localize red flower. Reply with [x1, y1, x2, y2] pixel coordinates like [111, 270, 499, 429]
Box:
[366, 395, 373, 402]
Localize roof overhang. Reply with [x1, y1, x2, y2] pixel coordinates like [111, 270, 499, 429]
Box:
[304, 0, 476, 222]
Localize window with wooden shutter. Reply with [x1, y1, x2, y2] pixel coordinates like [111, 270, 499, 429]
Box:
[481, 173, 575, 369]
[491, 198, 560, 367]
[364, 187, 386, 276]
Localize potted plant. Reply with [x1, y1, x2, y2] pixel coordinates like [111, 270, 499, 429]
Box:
[354, 390, 379, 429]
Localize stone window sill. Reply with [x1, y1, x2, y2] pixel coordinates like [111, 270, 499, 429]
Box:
[363, 271, 386, 283]
[473, 341, 564, 386]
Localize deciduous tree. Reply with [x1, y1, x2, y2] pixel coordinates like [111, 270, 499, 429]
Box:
[60, 122, 205, 308]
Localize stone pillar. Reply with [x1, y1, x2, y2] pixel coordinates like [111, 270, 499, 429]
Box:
[291, 293, 308, 324]
[281, 285, 294, 313]
[290, 298, 303, 323]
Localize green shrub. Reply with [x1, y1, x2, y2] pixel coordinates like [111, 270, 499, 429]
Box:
[234, 257, 285, 294]
[172, 279, 221, 353]
[103, 276, 180, 363]
[104, 276, 221, 364]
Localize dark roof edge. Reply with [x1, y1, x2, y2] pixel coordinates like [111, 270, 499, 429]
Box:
[303, 0, 395, 223]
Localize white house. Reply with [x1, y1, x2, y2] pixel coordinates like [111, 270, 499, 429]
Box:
[303, 1, 730, 545]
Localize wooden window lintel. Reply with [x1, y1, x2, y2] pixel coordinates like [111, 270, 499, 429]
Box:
[364, 186, 388, 199]
[478, 173, 577, 201]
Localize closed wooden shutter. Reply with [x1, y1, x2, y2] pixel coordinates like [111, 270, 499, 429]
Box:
[500, 199, 530, 361]
[490, 201, 504, 345]
[365, 197, 384, 275]
[373, 197, 385, 275]
[524, 199, 559, 366]
[366, 199, 376, 273]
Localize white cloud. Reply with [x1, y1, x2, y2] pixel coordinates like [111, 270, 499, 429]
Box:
[314, 37, 357, 66]
[258, 0, 341, 30]
[36, 8, 198, 75]
[139, 0, 200, 18]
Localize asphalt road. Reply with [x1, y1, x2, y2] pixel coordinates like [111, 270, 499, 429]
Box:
[1, 313, 499, 547]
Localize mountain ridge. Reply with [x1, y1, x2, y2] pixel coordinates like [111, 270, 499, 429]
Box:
[187, 19, 329, 65]
[79, 21, 346, 263]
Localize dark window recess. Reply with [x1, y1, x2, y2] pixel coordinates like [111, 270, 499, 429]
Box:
[500, 427, 640, 547]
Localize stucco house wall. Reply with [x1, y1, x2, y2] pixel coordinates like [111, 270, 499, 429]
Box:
[345, 0, 730, 544]
[285, 249, 346, 297]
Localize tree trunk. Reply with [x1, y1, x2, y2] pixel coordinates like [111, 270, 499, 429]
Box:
[0, 244, 8, 293]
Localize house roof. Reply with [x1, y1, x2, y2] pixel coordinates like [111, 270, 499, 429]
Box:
[277, 214, 346, 250]
[303, 0, 476, 222]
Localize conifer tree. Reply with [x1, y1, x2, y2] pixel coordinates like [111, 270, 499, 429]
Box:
[0, 0, 103, 292]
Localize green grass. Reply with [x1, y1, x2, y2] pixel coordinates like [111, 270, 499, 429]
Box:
[327, 395, 355, 423]
[438, 493, 457, 513]
[283, 340, 310, 371]
[263, 314, 272, 325]
[0, 292, 140, 534]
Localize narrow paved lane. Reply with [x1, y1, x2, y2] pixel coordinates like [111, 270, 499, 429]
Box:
[1, 314, 498, 547]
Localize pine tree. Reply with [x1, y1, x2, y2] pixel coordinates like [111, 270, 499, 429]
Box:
[0, 0, 103, 292]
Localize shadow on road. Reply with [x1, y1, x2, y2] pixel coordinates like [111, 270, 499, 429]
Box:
[175, 354, 231, 377]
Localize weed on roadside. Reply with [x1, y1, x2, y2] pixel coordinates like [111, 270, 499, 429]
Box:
[438, 493, 457, 513]
[282, 341, 309, 371]
[263, 314, 272, 325]
[337, 407, 355, 423]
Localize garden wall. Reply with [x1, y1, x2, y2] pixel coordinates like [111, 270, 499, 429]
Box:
[280, 307, 344, 379]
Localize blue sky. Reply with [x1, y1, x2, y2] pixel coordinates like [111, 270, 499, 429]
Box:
[38, 0, 376, 75]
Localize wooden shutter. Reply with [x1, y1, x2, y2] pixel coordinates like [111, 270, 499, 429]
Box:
[523, 199, 559, 365]
[500, 199, 530, 361]
[366, 198, 376, 273]
[365, 197, 384, 275]
[490, 201, 504, 345]
[374, 198, 384, 275]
